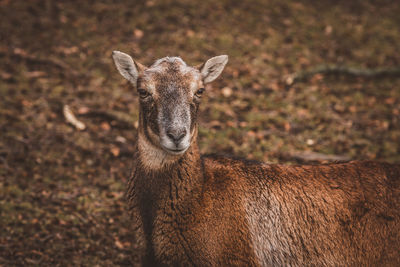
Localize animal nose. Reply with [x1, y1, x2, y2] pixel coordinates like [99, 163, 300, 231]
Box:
[166, 128, 186, 145]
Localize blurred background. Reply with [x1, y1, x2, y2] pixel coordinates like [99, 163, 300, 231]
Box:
[1, 0, 399, 265]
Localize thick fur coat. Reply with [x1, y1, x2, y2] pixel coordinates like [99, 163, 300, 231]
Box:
[112, 51, 400, 266]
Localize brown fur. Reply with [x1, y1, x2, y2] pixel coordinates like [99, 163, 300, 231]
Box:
[128, 138, 400, 266]
[112, 53, 400, 266]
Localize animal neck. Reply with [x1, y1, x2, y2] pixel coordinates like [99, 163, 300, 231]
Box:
[130, 130, 203, 242]
[133, 125, 203, 204]
[130, 131, 204, 264]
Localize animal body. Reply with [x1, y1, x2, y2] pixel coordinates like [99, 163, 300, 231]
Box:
[112, 51, 400, 266]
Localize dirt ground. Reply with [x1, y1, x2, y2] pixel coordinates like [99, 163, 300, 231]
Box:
[1, 0, 399, 265]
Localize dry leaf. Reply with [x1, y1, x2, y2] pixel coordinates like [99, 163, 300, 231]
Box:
[325, 25, 333, 35]
[110, 147, 120, 157]
[270, 82, 280, 91]
[25, 71, 46, 78]
[13, 47, 28, 56]
[78, 106, 90, 114]
[349, 106, 357, 113]
[115, 240, 124, 249]
[239, 121, 248, 127]
[55, 46, 79, 55]
[186, 30, 195, 37]
[22, 100, 32, 107]
[252, 83, 261, 90]
[247, 131, 256, 137]
[385, 97, 395, 105]
[134, 29, 144, 39]
[116, 136, 127, 143]
[226, 121, 236, 127]
[253, 39, 261, 46]
[100, 122, 111, 131]
[0, 72, 12, 79]
[284, 122, 291, 132]
[222, 87, 232, 97]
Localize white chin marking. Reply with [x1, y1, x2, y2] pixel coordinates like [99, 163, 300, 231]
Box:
[138, 134, 182, 170]
[161, 145, 189, 155]
[159, 133, 191, 154]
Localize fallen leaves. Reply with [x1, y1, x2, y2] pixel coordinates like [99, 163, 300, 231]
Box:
[24, 71, 46, 78]
[100, 122, 111, 131]
[55, 46, 80, 55]
[110, 146, 120, 157]
[115, 239, 124, 249]
[133, 29, 144, 39]
[2, 1, 400, 266]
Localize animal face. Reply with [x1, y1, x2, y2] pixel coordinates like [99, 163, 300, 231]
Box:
[112, 51, 228, 155]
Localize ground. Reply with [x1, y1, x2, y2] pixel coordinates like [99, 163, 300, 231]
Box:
[0, 0, 399, 265]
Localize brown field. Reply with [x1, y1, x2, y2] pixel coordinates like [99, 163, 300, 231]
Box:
[1, 0, 399, 265]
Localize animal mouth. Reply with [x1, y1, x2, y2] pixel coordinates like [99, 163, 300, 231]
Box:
[171, 148, 184, 152]
[162, 146, 188, 155]
[160, 135, 190, 155]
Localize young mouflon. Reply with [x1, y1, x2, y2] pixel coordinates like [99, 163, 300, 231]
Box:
[112, 51, 400, 266]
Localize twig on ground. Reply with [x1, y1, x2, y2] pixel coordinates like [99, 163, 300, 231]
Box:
[63, 105, 86, 130]
[285, 65, 400, 85]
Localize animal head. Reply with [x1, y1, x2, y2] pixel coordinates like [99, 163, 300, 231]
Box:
[112, 51, 228, 158]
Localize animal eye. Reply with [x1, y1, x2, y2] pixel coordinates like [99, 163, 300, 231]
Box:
[195, 88, 205, 97]
[138, 88, 150, 99]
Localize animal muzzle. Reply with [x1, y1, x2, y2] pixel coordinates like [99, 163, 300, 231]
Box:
[159, 106, 191, 154]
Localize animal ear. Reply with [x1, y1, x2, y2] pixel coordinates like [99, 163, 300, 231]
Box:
[199, 55, 228, 84]
[112, 51, 146, 85]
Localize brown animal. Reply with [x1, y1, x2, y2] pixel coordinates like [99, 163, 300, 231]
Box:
[112, 51, 400, 266]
